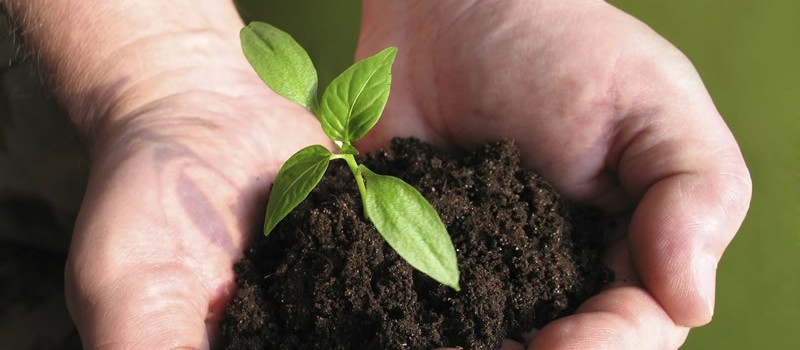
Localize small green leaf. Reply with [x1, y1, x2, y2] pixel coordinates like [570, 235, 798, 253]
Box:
[264, 145, 332, 235]
[339, 143, 359, 155]
[241, 22, 318, 110]
[319, 47, 397, 143]
[360, 165, 461, 291]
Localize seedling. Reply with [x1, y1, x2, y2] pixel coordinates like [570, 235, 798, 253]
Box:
[241, 22, 460, 291]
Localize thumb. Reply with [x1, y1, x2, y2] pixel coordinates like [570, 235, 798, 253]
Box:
[65, 261, 212, 349]
[612, 53, 752, 326]
[626, 153, 751, 326]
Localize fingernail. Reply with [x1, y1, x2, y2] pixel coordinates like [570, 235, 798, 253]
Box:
[695, 255, 718, 318]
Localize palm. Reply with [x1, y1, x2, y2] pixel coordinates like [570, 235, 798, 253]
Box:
[357, 1, 749, 348]
[66, 78, 330, 348]
[362, 1, 660, 208]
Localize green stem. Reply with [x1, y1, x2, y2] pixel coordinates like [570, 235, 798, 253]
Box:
[334, 154, 369, 219]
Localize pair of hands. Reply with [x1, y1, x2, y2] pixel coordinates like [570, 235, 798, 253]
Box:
[65, 1, 750, 349]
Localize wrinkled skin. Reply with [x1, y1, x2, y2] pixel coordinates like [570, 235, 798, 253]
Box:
[66, 78, 331, 348]
[357, 1, 751, 348]
[63, 1, 750, 349]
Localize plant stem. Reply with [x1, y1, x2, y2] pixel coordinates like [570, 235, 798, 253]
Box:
[336, 154, 370, 219]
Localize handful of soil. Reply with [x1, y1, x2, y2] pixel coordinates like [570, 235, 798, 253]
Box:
[221, 138, 612, 350]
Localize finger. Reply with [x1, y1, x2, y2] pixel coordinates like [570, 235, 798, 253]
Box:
[65, 261, 212, 349]
[529, 287, 689, 350]
[628, 166, 750, 326]
[607, 43, 752, 326]
[621, 118, 751, 326]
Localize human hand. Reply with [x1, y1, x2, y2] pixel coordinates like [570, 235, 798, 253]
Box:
[356, 1, 751, 348]
[63, 34, 330, 348]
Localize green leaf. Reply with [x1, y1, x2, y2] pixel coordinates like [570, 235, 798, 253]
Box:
[318, 47, 397, 142]
[360, 165, 461, 291]
[241, 22, 318, 110]
[264, 145, 332, 235]
[339, 143, 359, 155]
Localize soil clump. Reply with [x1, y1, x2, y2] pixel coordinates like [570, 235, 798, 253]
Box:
[221, 138, 612, 349]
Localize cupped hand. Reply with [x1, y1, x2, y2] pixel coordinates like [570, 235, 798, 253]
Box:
[64, 66, 330, 348]
[356, 1, 751, 349]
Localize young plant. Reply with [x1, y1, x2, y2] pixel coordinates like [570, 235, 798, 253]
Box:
[241, 22, 460, 291]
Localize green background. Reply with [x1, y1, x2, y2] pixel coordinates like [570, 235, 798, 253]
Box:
[237, 0, 800, 348]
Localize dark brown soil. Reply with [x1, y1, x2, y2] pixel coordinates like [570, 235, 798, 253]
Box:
[220, 138, 612, 350]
